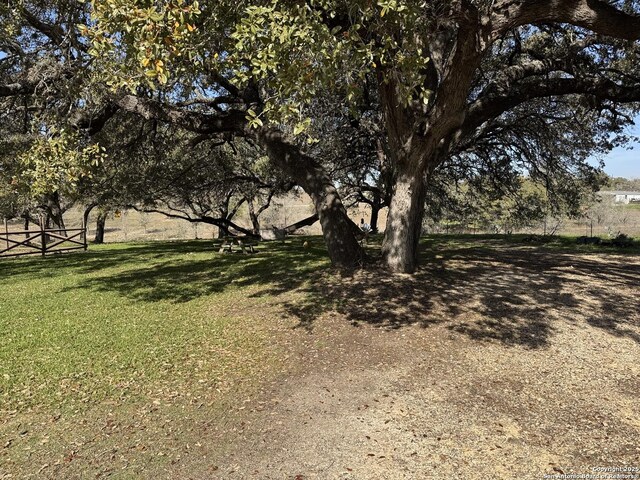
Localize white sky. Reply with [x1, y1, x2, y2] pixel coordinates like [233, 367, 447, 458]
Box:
[594, 116, 640, 179]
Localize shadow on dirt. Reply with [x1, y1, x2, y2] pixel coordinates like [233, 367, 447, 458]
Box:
[278, 239, 639, 349]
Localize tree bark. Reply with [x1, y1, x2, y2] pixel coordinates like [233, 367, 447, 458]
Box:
[258, 130, 364, 268]
[247, 198, 261, 236]
[46, 192, 67, 233]
[22, 213, 29, 239]
[217, 198, 231, 238]
[377, 73, 434, 273]
[315, 189, 365, 267]
[216, 194, 246, 238]
[217, 225, 228, 238]
[248, 192, 275, 236]
[283, 213, 319, 234]
[94, 211, 107, 244]
[381, 165, 427, 274]
[357, 189, 384, 234]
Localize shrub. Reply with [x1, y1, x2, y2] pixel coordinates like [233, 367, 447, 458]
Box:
[576, 236, 602, 245]
[611, 233, 634, 248]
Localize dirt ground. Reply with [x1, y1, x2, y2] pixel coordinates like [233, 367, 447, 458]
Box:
[183, 245, 640, 479]
[2, 243, 639, 479]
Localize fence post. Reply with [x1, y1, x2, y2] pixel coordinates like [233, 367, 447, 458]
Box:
[3, 218, 8, 251]
[82, 217, 88, 251]
[40, 217, 46, 257]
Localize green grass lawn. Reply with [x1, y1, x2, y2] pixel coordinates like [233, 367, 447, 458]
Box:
[0, 238, 330, 414]
[421, 232, 640, 255]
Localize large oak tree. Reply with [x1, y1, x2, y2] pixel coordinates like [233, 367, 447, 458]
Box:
[2, 0, 640, 271]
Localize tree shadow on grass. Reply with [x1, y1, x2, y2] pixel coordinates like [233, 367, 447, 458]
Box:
[0, 241, 216, 281]
[0, 239, 327, 289]
[47, 240, 331, 304]
[8, 237, 638, 349]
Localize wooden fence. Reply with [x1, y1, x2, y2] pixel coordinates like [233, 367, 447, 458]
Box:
[1, 220, 87, 258]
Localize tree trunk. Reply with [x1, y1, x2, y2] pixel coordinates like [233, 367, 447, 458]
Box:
[378, 75, 432, 273]
[259, 130, 364, 268]
[217, 195, 241, 238]
[40, 214, 51, 246]
[217, 201, 229, 238]
[22, 214, 29, 239]
[369, 198, 381, 234]
[94, 211, 107, 244]
[315, 188, 364, 267]
[247, 199, 261, 236]
[382, 167, 427, 273]
[217, 225, 228, 238]
[247, 192, 275, 237]
[46, 192, 67, 233]
[83, 203, 97, 233]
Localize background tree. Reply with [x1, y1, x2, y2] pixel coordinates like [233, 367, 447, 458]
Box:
[87, 112, 293, 238]
[607, 176, 640, 191]
[308, 92, 392, 234]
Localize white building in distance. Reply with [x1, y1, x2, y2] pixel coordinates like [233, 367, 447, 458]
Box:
[599, 191, 640, 204]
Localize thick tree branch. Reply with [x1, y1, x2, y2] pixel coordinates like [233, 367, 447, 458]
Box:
[458, 76, 640, 144]
[20, 8, 66, 46]
[131, 205, 257, 237]
[283, 214, 319, 234]
[0, 81, 34, 97]
[227, 196, 247, 220]
[492, 0, 640, 40]
[256, 190, 276, 217]
[115, 95, 248, 134]
[1, 65, 76, 98]
[72, 104, 121, 135]
[176, 95, 244, 109]
[482, 58, 577, 96]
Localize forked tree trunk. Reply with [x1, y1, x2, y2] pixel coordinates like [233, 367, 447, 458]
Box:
[259, 130, 363, 268]
[247, 199, 261, 236]
[248, 193, 275, 237]
[215, 195, 245, 238]
[217, 199, 230, 238]
[382, 166, 427, 273]
[378, 74, 433, 273]
[46, 192, 67, 234]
